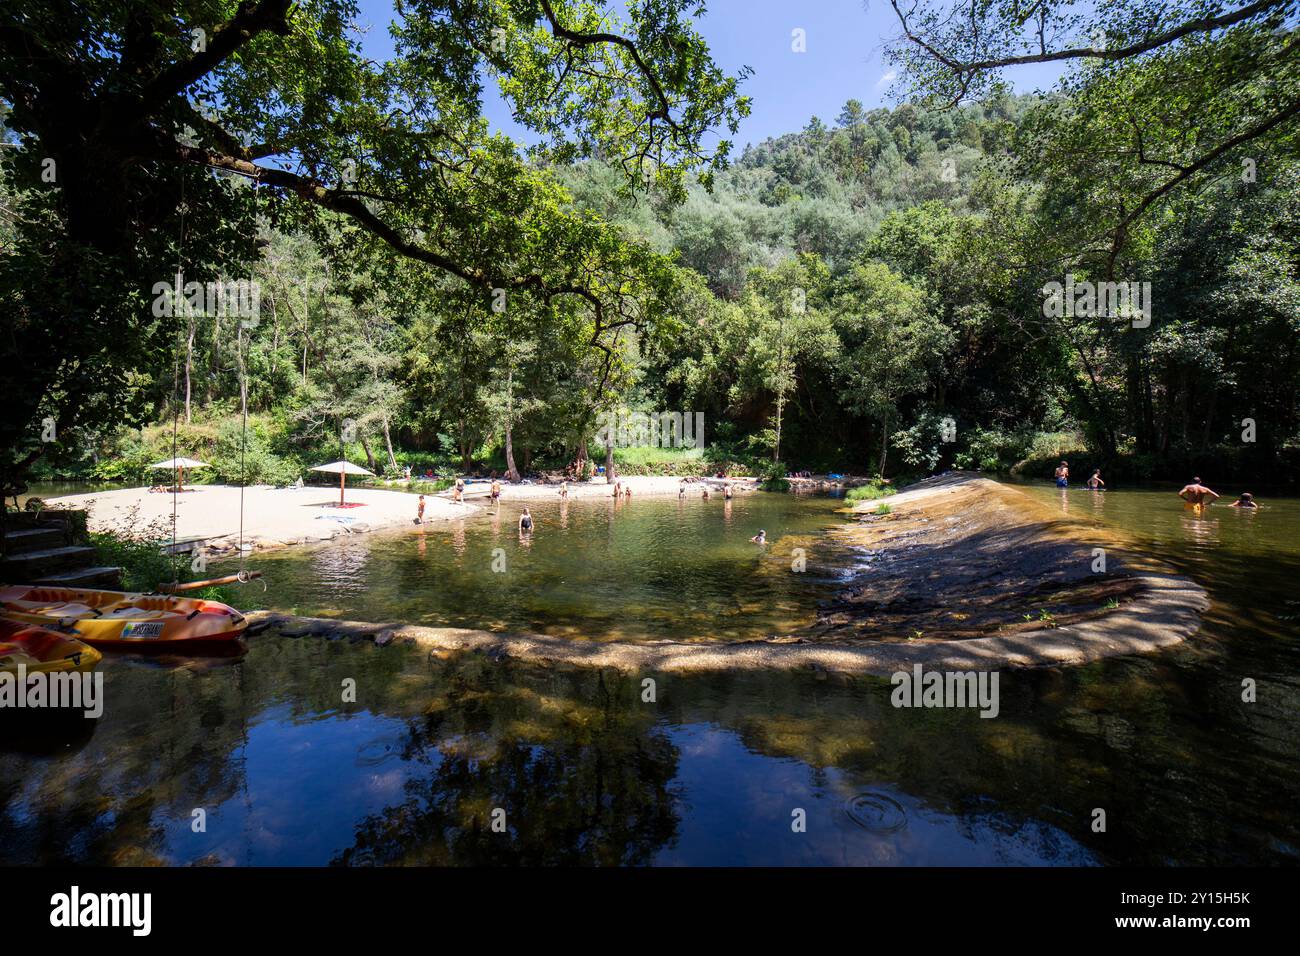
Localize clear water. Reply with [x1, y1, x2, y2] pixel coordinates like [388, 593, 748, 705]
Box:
[240, 493, 854, 641]
[2, 483, 1297, 865]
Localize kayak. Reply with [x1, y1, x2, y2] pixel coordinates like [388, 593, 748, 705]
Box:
[0, 617, 102, 675]
[0, 585, 247, 648]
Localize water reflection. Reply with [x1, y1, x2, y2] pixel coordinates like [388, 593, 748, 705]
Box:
[3, 486, 1297, 866]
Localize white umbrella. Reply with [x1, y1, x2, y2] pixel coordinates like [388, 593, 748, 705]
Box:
[310, 460, 374, 506]
[149, 457, 209, 491]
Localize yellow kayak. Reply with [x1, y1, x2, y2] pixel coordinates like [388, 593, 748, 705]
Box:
[0, 585, 247, 649]
[0, 616, 102, 675]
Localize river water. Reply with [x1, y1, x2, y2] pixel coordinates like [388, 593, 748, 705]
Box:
[1, 484, 1296, 865]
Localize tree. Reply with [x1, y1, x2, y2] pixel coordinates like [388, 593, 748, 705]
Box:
[0, 0, 747, 495]
[831, 260, 949, 472]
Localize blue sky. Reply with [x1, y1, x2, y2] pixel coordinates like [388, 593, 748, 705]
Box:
[354, 0, 1067, 150]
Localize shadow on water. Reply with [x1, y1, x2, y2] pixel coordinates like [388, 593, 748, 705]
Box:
[1, 487, 1298, 865]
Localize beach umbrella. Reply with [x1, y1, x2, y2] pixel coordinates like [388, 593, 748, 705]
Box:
[310, 459, 374, 506]
[149, 457, 208, 492]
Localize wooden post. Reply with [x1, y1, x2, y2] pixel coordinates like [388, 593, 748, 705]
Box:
[339, 467, 345, 506]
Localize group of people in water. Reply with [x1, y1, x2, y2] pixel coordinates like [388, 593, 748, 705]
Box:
[413, 475, 768, 542]
[1052, 461, 1260, 509]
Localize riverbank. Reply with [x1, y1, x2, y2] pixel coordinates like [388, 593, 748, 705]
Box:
[373, 474, 760, 500]
[243, 473, 1208, 674]
[43, 484, 478, 555]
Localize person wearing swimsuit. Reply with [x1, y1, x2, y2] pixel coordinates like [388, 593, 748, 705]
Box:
[1054, 461, 1069, 488]
[518, 507, 533, 533]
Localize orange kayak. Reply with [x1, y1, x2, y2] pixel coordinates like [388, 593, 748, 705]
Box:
[0, 585, 247, 648]
[0, 616, 102, 675]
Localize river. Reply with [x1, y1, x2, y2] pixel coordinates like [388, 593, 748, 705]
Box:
[1, 483, 1296, 865]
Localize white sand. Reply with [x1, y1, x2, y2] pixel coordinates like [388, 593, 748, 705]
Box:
[46, 484, 476, 554]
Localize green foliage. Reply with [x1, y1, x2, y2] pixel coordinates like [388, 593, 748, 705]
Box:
[845, 480, 897, 502]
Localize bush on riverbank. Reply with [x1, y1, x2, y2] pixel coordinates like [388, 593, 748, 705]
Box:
[845, 479, 897, 502]
[88, 510, 238, 603]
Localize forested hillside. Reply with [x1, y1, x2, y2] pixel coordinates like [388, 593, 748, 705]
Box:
[4, 3, 1297, 490]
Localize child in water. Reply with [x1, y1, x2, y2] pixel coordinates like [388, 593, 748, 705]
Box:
[1230, 492, 1258, 509]
[1086, 469, 1104, 490]
[1054, 461, 1069, 488]
[750, 529, 766, 545]
[415, 495, 425, 524]
[518, 507, 533, 533]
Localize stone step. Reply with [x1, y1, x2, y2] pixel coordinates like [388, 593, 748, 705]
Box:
[0, 545, 98, 578]
[1, 525, 66, 555]
[32, 566, 123, 588]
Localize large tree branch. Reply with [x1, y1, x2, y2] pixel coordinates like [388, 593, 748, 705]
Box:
[536, 0, 681, 134]
[115, 0, 294, 126]
[1105, 94, 1300, 275]
[891, 0, 1289, 76]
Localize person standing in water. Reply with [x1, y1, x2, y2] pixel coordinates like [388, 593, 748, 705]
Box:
[454, 478, 465, 503]
[1054, 461, 1069, 488]
[519, 507, 534, 533]
[490, 478, 501, 503]
[723, 482, 733, 500]
[1086, 469, 1104, 490]
[415, 494, 426, 524]
[1230, 492, 1258, 509]
[559, 480, 569, 499]
[701, 485, 710, 499]
[1179, 477, 1220, 508]
[678, 481, 686, 499]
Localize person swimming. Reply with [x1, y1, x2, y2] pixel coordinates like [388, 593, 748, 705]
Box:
[750, 529, 766, 544]
[1087, 469, 1104, 490]
[1178, 477, 1219, 508]
[518, 507, 533, 533]
[1230, 492, 1258, 509]
[1054, 461, 1069, 488]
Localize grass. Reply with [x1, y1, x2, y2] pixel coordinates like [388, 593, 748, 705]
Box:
[846, 479, 896, 503]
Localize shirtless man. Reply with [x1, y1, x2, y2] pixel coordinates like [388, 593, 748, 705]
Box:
[723, 482, 733, 500]
[1178, 477, 1220, 508]
[1054, 461, 1069, 488]
[1086, 469, 1104, 490]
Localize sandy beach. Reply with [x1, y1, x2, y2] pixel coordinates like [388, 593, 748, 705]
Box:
[46, 484, 477, 554]
[45, 474, 758, 554]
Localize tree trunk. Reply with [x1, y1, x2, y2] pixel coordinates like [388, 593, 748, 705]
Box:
[381, 415, 398, 472]
[605, 432, 616, 483]
[184, 317, 194, 424]
[878, 415, 890, 475]
[504, 369, 520, 481]
[359, 434, 377, 473]
[774, 392, 784, 463]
